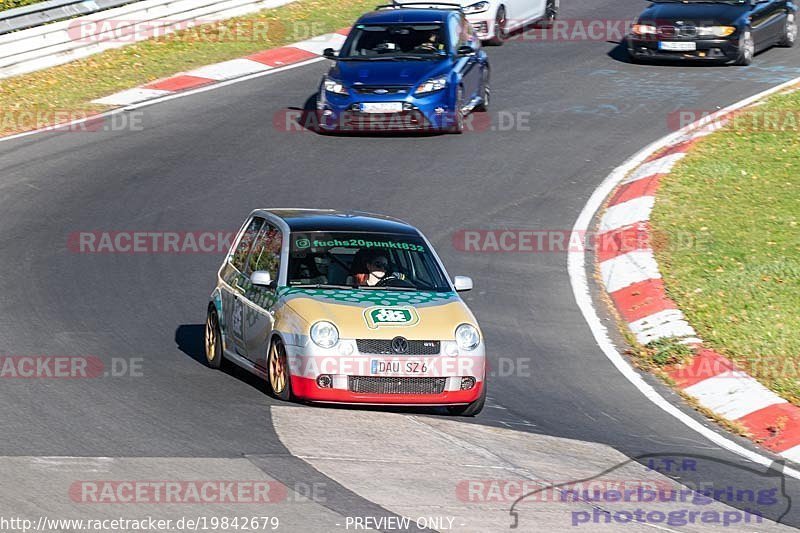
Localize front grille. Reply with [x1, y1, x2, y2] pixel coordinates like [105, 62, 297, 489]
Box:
[658, 25, 698, 39]
[338, 111, 432, 131]
[348, 376, 447, 395]
[353, 85, 410, 95]
[357, 339, 440, 355]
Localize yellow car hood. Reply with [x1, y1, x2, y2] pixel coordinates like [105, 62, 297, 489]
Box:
[281, 288, 477, 340]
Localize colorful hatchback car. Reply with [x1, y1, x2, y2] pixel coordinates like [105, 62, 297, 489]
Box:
[206, 209, 487, 416]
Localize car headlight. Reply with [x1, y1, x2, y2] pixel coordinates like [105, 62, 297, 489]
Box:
[464, 1, 490, 14]
[698, 25, 736, 37]
[631, 24, 657, 36]
[311, 321, 339, 348]
[455, 324, 480, 351]
[323, 78, 349, 96]
[415, 76, 447, 95]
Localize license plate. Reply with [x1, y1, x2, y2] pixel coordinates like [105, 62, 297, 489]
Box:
[360, 102, 403, 114]
[659, 41, 696, 51]
[371, 359, 427, 375]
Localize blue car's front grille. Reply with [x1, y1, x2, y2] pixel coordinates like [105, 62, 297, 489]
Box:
[353, 85, 411, 95]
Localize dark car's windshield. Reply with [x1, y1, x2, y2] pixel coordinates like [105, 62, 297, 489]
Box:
[338, 23, 449, 60]
[287, 232, 451, 291]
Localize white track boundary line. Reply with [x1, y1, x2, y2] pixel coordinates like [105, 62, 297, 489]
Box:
[0, 56, 326, 144]
[568, 74, 800, 479]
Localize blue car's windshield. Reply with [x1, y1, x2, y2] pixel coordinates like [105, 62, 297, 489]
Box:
[338, 23, 449, 60]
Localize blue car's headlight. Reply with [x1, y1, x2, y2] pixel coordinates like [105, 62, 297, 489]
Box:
[464, 1, 490, 14]
[415, 76, 448, 95]
[323, 78, 349, 95]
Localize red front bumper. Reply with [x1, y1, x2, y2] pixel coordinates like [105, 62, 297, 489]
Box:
[291, 376, 483, 405]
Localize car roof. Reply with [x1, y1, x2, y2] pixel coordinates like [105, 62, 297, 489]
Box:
[253, 209, 420, 236]
[356, 8, 455, 25]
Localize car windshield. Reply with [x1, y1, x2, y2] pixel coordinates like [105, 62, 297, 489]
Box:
[338, 23, 449, 60]
[287, 232, 452, 292]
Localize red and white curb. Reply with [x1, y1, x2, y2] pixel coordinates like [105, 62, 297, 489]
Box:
[93, 29, 348, 106]
[596, 111, 800, 463]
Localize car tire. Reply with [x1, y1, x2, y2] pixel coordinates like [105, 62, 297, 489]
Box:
[447, 382, 486, 417]
[779, 12, 797, 47]
[268, 337, 294, 402]
[205, 304, 225, 369]
[735, 29, 754, 65]
[539, 0, 558, 29]
[487, 6, 507, 46]
[449, 86, 466, 134]
[474, 71, 490, 112]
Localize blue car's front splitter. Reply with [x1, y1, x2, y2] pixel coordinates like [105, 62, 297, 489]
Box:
[316, 90, 461, 133]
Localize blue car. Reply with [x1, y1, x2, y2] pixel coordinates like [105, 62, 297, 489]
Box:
[317, 3, 490, 133]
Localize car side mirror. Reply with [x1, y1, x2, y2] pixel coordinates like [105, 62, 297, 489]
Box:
[251, 270, 276, 289]
[457, 45, 475, 56]
[453, 276, 473, 292]
[323, 48, 337, 59]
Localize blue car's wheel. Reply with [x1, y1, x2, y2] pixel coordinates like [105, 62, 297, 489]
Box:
[475, 71, 490, 112]
[449, 86, 465, 134]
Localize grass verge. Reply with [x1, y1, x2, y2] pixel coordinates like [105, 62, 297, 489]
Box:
[0, 0, 376, 135]
[650, 87, 800, 405]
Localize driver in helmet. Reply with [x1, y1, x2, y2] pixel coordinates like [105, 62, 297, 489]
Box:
[347, 251, 405, 287]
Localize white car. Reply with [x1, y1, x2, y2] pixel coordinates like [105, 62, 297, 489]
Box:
[459, 0, 559, 45]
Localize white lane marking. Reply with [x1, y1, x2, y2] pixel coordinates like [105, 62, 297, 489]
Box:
[0, 57, 326, 144]
[684, 372, 787, 420]
[628, 309, 696, 345]
[93, 88, 172, 106]
[780, 445, 800, 464]
[599, 196, 655, 233]
[568, 74, 800, 474]
[186, 58, 272, 81]
[291, 33, 347, 55]
[621, 152, 687, 184]
[121, 56, 326, 111]
[600, 250, 661, 293]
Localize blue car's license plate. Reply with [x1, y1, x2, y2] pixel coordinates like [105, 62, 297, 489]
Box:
[360, 102, 403, 113]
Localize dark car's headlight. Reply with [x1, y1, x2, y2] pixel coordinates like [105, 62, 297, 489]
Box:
[631, 23, 657, 36]
[464, 1, 490, 14]
[323, 78, 349, 95]
[415, 76, 447, 95]
[697, 25, 736, 37]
